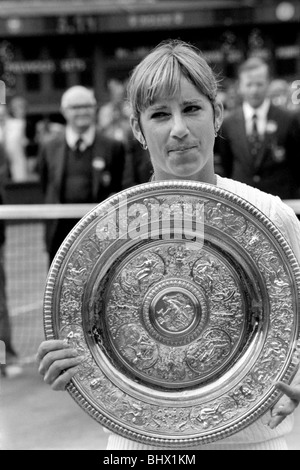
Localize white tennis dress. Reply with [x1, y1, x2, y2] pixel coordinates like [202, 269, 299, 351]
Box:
[106, 176, 300, 450]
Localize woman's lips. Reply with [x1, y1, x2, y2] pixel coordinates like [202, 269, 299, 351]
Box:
[168, 145, 197, 153]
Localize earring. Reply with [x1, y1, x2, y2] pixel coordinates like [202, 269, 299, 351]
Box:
[141, 139, 148, 150]
[214, 125, 219, 137]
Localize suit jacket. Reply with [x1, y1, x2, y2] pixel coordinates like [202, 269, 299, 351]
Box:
[122, 136, 153, 189]
[38, 128, 125, 254]
[217, 104, 300, 199]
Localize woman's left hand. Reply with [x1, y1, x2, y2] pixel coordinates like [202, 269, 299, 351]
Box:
[268, 380, 300, 429]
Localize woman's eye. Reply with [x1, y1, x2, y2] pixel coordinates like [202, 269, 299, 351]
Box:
[151, 111, 168, 119]
[184, 105, 201, 113]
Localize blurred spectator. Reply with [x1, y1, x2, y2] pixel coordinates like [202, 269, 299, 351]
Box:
[122, 136, 153, 188]
[267, 78, 290, 109]
[214, 79, 240, 175]
[38, 85, 126, 264]
[218, 79, 241, 118]
[0, 102, 28, 182]
[36, 118, 65, 146]
[0, 140, 20, 377]
[98, 77, 153, 188]
[217, 56, 300, 199]
[98, 78, 131, 143]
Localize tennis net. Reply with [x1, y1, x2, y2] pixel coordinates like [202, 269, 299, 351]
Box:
[1, 199, 300, 365]
[1, 204, 96, 364]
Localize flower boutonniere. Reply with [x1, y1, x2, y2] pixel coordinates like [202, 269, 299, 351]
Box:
[272, 146, 286, 163]
[92, 157, 106, 171]
[265, 120, 278, 135]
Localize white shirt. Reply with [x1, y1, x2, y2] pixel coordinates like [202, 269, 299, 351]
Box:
[105, 176, 300, 450]
[65, 125, 96, 151]
[243, 99, 270, 137]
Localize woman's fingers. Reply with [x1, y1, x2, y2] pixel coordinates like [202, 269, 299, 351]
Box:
[268, 400, 296, 429]
[47, 364, 83, 391]
[275, 381, 300, 402]
[36, 339, 85, 390]
[38, 346, 79, 376]
[268, 381, 300, 429]
[43, 354, 84, 384]
[36, 339, 70, 362]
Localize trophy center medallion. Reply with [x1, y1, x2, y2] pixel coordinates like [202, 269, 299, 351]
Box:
[142, 279, 208, 347]
[151, 289, 197, 335]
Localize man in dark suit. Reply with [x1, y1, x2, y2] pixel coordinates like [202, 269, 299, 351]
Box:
[38, 85, 126, 263]
[217, 56, 300, 200]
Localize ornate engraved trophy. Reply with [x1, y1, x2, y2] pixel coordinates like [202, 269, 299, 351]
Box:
[43, 181, 300, 447]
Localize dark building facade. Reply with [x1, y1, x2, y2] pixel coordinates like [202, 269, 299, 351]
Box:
[0, 0, 299, 120]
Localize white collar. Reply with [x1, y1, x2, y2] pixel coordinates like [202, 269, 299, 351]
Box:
[65, 125, 96, 151]
[243, 99, 270, 122]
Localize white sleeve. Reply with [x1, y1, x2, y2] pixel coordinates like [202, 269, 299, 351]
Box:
[271, 199, 300, 265]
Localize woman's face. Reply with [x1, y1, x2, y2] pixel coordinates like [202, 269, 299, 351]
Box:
[132, 76, 222, 181]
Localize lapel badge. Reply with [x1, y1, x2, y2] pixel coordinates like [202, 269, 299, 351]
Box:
[265, 120, 278, 134]
[102, 171, 111, 186]
[272, 145, 286, 163]
[92, 157, 106, 171]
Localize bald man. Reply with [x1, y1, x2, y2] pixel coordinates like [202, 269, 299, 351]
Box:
[38, 86, 126, 263]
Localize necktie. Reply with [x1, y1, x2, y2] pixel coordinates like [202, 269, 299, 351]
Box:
[249, 113, 262, 160]
[75, 137, 83, 155]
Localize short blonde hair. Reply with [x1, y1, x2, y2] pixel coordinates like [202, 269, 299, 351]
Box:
[127, 39, 219, 119]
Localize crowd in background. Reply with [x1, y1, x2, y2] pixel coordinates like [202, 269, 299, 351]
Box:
[0, 71, 299, 189]
[1, 51, 300, 377]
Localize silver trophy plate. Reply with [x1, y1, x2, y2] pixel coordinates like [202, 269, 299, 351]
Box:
[43, 181, 300, 447]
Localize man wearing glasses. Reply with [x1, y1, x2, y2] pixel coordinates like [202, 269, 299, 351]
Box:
[38, 85, 126, 264]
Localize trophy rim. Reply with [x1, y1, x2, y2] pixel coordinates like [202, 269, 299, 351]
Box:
[43, 180, 300, 447]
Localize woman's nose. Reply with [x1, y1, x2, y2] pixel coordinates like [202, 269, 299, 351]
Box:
[170, 114, 189, 139]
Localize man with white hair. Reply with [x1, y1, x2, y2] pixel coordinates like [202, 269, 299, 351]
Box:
[38, 85, 126, 263]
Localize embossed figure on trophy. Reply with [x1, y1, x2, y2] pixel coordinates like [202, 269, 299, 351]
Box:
[258, 251, 286, 287]
[130, 334, 156, 364]
[192, 397, 237, 430]
[192, 257, 217, 291]
[160, 348, 186, 381]
[253, 339, 287, 385]
[107, 300, 139, 326]
[212, 281, 236, 302]
[77, 243, 100, 270]
[236, 384, 257, 404]
[120, 254, 163, 295]
[263, 338, 287, 365]
[122, 403, 144, 423]
[156, 294, 194, 331]
[187, 330, 231, 374]
[65, 263, 88, 286]
[206, 202, 225, 228]
[120, 326, 157, 367]
[135, 257, 159, 287]
[199, 335, 230, 363]
[119, 272, 140, 295]
[206, 202, 247, 236]
[64, 330, 86, 355]
[168, 244, 190, 269]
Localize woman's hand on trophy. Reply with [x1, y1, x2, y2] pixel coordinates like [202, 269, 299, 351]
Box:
[268, 379, 300, 429]
[37, 339, 85, 391]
